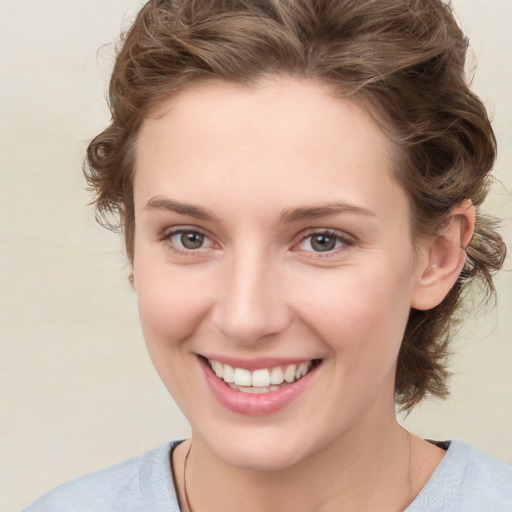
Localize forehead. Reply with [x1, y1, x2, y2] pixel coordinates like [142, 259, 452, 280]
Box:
[134, 78, 406, 222]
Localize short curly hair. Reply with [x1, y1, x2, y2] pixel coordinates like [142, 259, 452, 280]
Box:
[85, 0, 506, 411]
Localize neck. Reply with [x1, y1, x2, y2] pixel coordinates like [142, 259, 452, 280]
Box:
[173, 412, 440, 512]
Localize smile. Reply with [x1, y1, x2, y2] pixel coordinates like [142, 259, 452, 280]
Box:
[199, 356, 322, 416]
[206, 358, 319, 394]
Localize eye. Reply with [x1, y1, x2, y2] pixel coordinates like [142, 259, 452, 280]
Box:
[162, 228, 216, 253]
[296, 230, 353, 254]
[174, 230, 205, 250]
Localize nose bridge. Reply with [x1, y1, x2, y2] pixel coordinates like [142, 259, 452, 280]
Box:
[213, 242, 289, 344]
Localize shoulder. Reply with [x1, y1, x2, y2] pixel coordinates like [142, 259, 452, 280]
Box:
[21, 442, 183, 512]
[408, 440, 512, 512]
[455, 441, 512, 508]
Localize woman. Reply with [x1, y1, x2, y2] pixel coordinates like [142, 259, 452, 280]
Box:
[23, 0, 510, 510]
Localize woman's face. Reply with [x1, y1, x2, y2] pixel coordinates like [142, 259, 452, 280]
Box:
[132, 78, 428, 471]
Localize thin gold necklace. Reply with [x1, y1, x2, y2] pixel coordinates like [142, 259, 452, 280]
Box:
[183, 441, 194, 512]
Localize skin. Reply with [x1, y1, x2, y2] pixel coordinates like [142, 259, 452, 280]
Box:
[130, 78, 474, 512]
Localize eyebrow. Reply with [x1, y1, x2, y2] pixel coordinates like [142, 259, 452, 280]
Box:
[280, 202, 376, 223]
[144, 197, 219, 222]
[144, 197, 376, 224]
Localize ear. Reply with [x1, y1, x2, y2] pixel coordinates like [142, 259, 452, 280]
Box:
[411, 200, 475, 311]
[128, 269, 136, 292]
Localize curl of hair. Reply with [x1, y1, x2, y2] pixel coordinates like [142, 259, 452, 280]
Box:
[85, 0, 506, 411]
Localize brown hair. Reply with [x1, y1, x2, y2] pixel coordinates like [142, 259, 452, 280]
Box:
[85, 0, 506, 411]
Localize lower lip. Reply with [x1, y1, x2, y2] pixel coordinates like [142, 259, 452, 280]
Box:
[199, 357, 319, 416]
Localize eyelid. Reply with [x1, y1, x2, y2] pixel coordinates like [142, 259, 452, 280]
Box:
[159, 223, 212, 239]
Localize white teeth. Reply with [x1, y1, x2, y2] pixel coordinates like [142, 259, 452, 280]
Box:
[284, 365, 296, 383]
[207, 359, 316, 392]
[213, 361, 224, 379]
[227, 384, 282, 394]
[233, 367, 252, 386]
[243, 386, 265, 394]
[300, 361, 310, 377]
[251, 369, 270, 387]
[270, 366, 284, 385]
[223, 364, 234, 383]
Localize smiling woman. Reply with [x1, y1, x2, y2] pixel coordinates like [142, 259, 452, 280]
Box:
[19, 0, 511, 511]
[132, 82, 427, 470]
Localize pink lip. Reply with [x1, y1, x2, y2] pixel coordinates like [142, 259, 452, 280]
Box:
[199, 356, 320, 416]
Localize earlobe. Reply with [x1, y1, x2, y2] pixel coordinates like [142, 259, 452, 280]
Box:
[129, 271, 136, 291]
[411, 200, 475, 311]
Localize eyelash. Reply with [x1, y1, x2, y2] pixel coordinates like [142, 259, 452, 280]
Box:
[159, 227, 355, 257]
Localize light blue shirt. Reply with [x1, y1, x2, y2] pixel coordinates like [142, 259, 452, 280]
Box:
[22, 440, 512, 511]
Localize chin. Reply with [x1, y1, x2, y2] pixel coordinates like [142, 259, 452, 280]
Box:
[218, 441, 308, 473]
[193, 421, 327, 474]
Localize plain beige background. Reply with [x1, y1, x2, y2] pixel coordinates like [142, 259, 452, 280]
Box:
[1, 1, 511, 511]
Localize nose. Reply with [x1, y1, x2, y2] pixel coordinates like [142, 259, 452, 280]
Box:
[212, 249, 291, 345]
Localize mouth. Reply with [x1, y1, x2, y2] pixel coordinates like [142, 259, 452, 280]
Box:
[204, 357, 322, 394]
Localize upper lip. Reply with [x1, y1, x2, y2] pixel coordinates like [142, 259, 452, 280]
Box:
[199, 353, 319, 371]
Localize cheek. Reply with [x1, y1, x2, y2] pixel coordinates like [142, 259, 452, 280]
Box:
[134, 264, 213, 347]
[295, 266, 413, 368]
[133, 264, 216, 407]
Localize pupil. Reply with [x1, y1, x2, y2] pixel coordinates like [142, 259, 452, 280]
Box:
[181, 232, 204, 249]
[311, 234, 335, 252]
